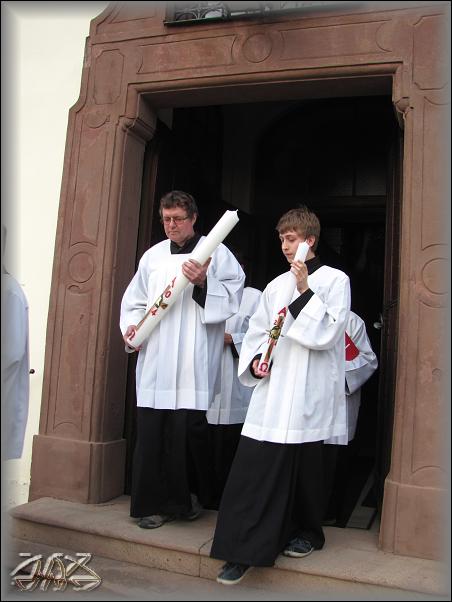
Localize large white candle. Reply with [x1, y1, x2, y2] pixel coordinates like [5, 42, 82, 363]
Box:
[257, 241, 310, 373]
[126, 210, 240, 349]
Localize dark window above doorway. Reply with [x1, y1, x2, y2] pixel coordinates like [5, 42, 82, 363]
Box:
[165, 1, 354, 26]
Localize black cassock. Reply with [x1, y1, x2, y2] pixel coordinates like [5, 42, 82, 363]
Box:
[131, 407, 215, 517]
[210, 435, 325, 566]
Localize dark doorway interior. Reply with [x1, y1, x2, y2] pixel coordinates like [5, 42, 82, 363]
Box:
[123, 96, 399, 529]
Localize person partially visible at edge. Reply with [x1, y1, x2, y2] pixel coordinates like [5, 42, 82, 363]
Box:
[323, 310, 378, 526]
[206, 251, 261, 509]
[120, 191, 245, 529]
[210, 205, 350, 585]
[2, 224, 30, 460]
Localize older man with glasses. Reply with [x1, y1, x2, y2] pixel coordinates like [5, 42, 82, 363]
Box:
[120, 190, 245, 529]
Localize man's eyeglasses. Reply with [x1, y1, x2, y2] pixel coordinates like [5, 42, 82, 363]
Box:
[161, 216, 190, 225]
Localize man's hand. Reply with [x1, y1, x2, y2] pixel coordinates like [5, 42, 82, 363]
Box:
[290, 260, 309, 294]
[182, 257, 211, 287]
[124, 325, 142, 351]
[224, 333, 233, 346]
[252, 358, 270, 378]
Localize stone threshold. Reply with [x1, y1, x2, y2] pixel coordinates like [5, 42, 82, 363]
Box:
[8, 496, 448, 597]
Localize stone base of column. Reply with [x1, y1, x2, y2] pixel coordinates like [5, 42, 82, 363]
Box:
[379, 477, 446, 560]
[29, 435, 127, 504]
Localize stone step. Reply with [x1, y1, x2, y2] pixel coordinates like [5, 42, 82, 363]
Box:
[7, 537, 447, 602]
[8, 496, 449, 599]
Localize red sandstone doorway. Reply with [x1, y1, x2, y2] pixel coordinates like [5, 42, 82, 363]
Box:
[123, 94, 401, 530]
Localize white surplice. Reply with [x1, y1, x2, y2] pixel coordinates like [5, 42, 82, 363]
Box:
[325, 311, 378, 445]
[207, 286, 262, 425]
[2, 272, 30, 459]
[238, 265, 350, 444]
[120, 239, 245, 410]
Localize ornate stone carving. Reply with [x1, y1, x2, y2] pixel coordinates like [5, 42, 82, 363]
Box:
[421, 98, 449, 249]
[118, 115, 155, 143]
[375, 18, 412, 54]
[393, 96, 412, 129]
[94, 50, 124, 105]
[411, 302, 448, 485]
[85, 109, 110, 129]
[242, 33, 272, 63]
[68, 252, 95, 284]
[415, 246, 447, 309]
[413, 15, 448, 90]
[280, 20, 388, 61]
[138, 36, 235, 73]
[70, 120, 110, 247]
[421, 258, 447, 296]
[53, 287, 93, 435]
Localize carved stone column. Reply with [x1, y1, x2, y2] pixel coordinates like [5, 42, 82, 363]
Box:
[379, 13, 449, 560]
[29, 42, 156, 502]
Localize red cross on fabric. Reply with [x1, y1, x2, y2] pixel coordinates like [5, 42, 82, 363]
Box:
[345, 332, 359, 361]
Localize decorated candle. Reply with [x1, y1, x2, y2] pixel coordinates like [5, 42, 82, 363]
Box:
[257, 241, 310, 373]
[126, 210, 240, 349]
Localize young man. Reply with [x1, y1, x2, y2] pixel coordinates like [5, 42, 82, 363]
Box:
[210, 206, 350, 585]
[120, 191, 244, 529]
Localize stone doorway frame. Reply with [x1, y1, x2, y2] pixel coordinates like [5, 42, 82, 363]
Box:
[29, 4, 448, 561]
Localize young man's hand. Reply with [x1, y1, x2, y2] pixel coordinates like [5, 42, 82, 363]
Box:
[291, 260, 309, 294]
[252, 358, 271, 378]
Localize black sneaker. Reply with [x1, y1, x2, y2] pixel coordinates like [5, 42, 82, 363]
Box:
[322, 517, 337, 526]
[182, 493, 203, 521]
[283, 536, 314, 558]
[137, 514, 174, 529]
[216, 562, 251, 585]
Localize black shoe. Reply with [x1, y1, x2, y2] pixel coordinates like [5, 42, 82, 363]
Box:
[216, 562, 251, 585]
[322, 517, 337, 526]
[138, 514, 174, 529]
[182, 493, 202, 521]
[283, 537, 314, 558]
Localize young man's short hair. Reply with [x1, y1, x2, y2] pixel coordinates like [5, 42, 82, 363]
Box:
[276, 206, 320, 251]
[159, 190, 198, 218]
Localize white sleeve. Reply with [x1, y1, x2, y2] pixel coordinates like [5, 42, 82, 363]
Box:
[231, 323, 247, 352]
[199, 244, 245, 324]
[345, 315, 378, 394]
[119, 253, 150, 335]
[231, 288, 262, 353]
[3, 289, 28, 367]
[238, 287, 272, 387]
[285, 273, 351, 350]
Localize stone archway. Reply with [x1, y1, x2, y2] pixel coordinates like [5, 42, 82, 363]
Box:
[29, 3, 449, 561]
